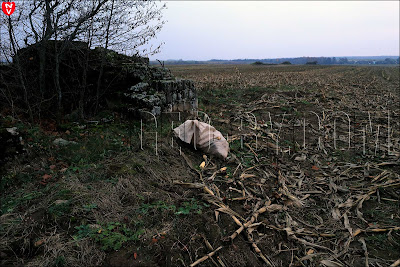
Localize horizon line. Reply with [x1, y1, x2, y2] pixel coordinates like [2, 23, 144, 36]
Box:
[150, 55, 400, 61]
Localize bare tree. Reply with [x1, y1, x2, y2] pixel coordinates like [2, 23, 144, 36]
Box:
[0, 0, 166, 121]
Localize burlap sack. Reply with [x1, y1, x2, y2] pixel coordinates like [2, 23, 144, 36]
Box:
[173, 120, 229, 159]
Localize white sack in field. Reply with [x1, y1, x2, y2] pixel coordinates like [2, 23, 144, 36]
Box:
[173, 120, 229, 159]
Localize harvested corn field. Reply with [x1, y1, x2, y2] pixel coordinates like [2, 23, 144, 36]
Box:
[1, 64, 399, 267]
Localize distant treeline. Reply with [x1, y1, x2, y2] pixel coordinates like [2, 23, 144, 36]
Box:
[151, 56, 400, 65]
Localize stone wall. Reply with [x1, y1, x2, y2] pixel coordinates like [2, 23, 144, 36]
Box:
[122, 63, 198, 116]
[5, 41, 197, 118]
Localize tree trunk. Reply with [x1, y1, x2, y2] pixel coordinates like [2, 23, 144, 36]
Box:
[79, 36, 92, 120]
[95, 0, 115, 114]
[38, 44, 46, 95]
[7, 17, 33, 122]
[54, 43, 63, 123]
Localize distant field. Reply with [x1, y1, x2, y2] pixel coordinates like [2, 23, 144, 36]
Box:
[170, 64, 399, 115]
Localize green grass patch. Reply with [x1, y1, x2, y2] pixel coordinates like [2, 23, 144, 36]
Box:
[0, 171, 38, 192]
[82, 203, 97, 212]
[138, 198, 210, 216]
[53, 256, 66, 267]
[364, 233, 399, 251]
[298, 100, 311, 105]
[139, 200, 176, 214]
[1, 189, 44, 214]
[48, 200, 73, 218]
[73, 221, 144, 251]
[176, 198, 209, 215]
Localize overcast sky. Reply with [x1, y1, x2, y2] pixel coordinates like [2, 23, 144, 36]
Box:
[147, 1, 399, 60]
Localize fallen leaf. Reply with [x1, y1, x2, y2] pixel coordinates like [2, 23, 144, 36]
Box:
[65, 130, 71, 135]
[371, 228, 388, 232]
[295, 154, 306, 161]
[353, 228, 362, 237]
[200, 161, 206, 169]
[151, 238, 158, 244]
[54, 200, 68, 205]
[215, 210, 220, 222]
[220, 167, 227, 172]
[320, 260, 343, 267]
[50, 165, 56, 170]
[307, 249, 314, 255]
[390, 259, 400, 267]
[240, 173, 256, 179]
[203, 155, 207, 161]
[34, 240, 45, 247]
[332, 208, 341, 220]
[133, 252, 138, 260]
[312, 165, 319, 171]
[42, 174, 52, 180]
[343, 213, 353, 236]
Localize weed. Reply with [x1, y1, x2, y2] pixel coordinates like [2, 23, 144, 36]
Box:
[48, 201, 72, 218]
[54, 189, 73, 199]
[74, 224, 93, 239]
[332, 150, 361, 163]
[1, 171, 39, 192]
[298, 100, 311, 105]
[278, 85, 297, 91]
[230, 139, 242, 152]
[83, 203, 97, 212]
[282, 139, 294, 147]
[280, 106, 294, 113]
[53, 256, 66, 267]
[138, 199, 209, 216]
[1, 190, 44, 214]
[139, 200, 176, 214]
[73, 222, 144, 251]
[104, 177, 119, 184]
[364, 233, 389, 247]
[176, 198, 209, 215]
[241, 155, 253, 168]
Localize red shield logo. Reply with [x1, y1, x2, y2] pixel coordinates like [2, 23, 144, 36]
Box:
[2, 2, 15, 16]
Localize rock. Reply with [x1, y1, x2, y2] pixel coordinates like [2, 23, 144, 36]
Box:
[125, 78, 197, 116]
[129, 82, 149, 92]
[294, 154, 307, 161]
[53, 138, 78, 146]
[89, 224, 101, 229]
[6, 127, 18, 136]
[54, 200, 69, 205]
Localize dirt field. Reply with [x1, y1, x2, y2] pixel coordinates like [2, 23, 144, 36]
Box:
[1, 64, 399, 266]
